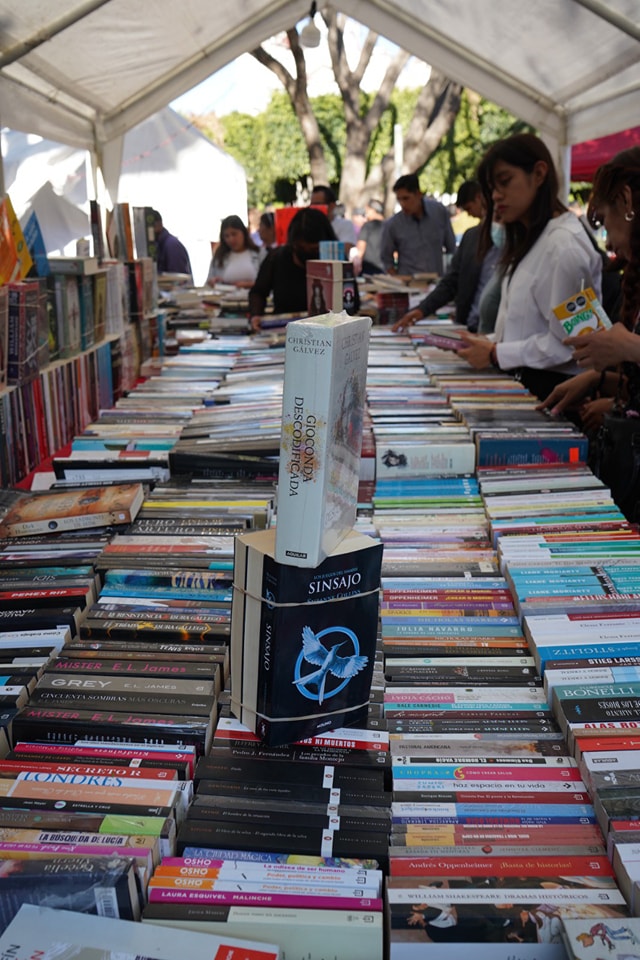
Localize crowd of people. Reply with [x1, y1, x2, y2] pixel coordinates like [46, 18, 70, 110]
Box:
[153, 135, 639, 512]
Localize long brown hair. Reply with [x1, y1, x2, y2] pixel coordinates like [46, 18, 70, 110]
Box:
[588, 147, 640, 330]
[213, 214, 259, 266]
[477, 133, 565, 273]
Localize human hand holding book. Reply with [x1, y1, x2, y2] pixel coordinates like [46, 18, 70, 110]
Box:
[564, 321, 640, 371]
[457, 330, 496, 369]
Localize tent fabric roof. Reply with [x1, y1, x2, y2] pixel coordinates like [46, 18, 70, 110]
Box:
[1, 1, 638, 159]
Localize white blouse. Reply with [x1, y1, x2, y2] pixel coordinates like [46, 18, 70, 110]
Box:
[494, 212, 602, 374]
[208, 249, 260, 285]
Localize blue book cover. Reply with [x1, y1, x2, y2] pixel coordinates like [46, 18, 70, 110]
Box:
[99, 584, 232, 602]
[22, 211, 50, 277]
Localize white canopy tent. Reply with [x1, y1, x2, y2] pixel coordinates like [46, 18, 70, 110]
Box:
[0, 1, 638, 200]
[2, 108, 248, 284]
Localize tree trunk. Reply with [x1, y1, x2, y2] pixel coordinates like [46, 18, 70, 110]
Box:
[251, 29, 329, 187]
[250, 7, 461, 210]
[340, 150, 368, 209]
[363, 71, 462, 211]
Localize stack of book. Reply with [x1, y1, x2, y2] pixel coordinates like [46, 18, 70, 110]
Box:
[360, 332, 633, 954]
[3, 300, 640, 954]
[143, 853, 383, 957]
[475, 441, 640, 923]
[139, 706, 388, 957]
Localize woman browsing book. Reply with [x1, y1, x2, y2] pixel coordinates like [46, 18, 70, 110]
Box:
[539, 147, 640, 429]
[248, 207, 339, 329]
[457, 134, 602, 400]
[206, 215, 261, 287]
[538, 148, 640, 520]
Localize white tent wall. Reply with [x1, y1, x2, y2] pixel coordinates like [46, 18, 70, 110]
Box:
[3, 109, 247, 285]
[0, 1, 638, 196]
[116, 109, 248, 287]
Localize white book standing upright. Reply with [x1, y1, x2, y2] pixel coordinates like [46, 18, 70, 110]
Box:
[275, 311, 371, 568]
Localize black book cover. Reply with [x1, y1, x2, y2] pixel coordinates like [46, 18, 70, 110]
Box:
[188, 798, 390, 834]
[79, 618, 230, 642]
[0, 855, 139, 933]
[45, 656, 218, 681]
[208, 740, 391, 775]
[0, 795, 176, 820]
[176, 820, 389, 865]
[28, 689, 216, 717]
[0, 607, 80, 632]
[11, 705, 212, 754]
[194, 755, 385, 791]
[235, 531, 383, 747]
[192, 776, 389, 808]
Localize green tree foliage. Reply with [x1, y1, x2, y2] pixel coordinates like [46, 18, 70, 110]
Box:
[209, 88, 530, 208]
[421, 91, 534, 196]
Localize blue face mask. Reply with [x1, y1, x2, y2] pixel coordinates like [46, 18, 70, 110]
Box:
[491, 222, 505, 248]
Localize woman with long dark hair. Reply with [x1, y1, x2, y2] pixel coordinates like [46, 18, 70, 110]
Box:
[541, 147, 640, 418]
[458, 133, 602, 399]
[539, 148, 640, 518]
[207, 214, 260, 287]
[249, 207, 338, 324]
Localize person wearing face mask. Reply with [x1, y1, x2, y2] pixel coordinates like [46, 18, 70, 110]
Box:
[393, 181, 499, 333]
[249, 207, 356, 327]
[476, 216, 506, 335]
[457, 134, 602, 400]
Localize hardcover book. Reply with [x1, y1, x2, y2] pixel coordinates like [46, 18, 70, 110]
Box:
[231, 528, 382, 746]
[275, 312, 371, 567]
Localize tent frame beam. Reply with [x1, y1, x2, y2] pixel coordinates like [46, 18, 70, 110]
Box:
[571, 0, 640, 42]
[0, 0, 114, 69]
[346, 0, 564, 137]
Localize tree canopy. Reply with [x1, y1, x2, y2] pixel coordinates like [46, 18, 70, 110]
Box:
[190, 87, 528, 211]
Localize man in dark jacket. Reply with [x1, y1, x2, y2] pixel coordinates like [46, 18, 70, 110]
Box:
[392, 181, 497, 333]
[152, 210, 192, 279]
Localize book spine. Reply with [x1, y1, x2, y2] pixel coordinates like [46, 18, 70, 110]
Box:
[28, 689, 216, 717]
[147, 886, 382, 910]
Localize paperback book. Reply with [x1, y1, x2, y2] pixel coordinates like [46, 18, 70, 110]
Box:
[231, 528, 382, 746]
[275, 312, 371, 567]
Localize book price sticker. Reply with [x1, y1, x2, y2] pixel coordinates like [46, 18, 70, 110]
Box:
[553, 286, 612, 337]
[322, 765, 335, 788]
[321, 831, 335, 857]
